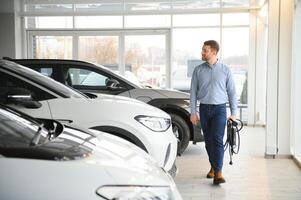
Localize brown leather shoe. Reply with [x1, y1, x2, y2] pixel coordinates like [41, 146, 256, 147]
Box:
[206, 168, 215, 178]
[213, 172, 226, 184]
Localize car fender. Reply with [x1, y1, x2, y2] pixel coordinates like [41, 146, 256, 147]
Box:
[90, 126, 148, 152]
[148, 98, 193, 139]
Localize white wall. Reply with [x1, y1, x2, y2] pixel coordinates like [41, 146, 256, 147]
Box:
[14, 0, 23, 58]
[255, 4, 268, 125]
[277, 0, 293, 155]
[248, 10, 256, 125]
[0, 0, 22, 59]
[266, 0, 294, 156]
[244, 4, 268, 127]
[0, 12, 15, 58]
[291, 0, 301, 158]
[266, 0, 280, 156]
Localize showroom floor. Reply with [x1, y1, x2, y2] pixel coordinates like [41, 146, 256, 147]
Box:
[175, 126, 301, 200]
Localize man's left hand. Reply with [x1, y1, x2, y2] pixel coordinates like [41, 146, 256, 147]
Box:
[228, 115, 236, 121]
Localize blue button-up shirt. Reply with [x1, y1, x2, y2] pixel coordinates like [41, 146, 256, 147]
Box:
[190, 61, 237, 115]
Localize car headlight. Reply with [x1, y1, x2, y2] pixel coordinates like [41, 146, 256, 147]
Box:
[96, 185, 171, 200]
[135, 115, 171, 132]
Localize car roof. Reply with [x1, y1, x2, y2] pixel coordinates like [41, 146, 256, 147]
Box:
[5, 58, 141, 89]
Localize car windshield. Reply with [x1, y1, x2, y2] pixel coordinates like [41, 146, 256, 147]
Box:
[3, 60, 86, 99]
[0, 107, 49, 145]
[93, 63, 143, 89]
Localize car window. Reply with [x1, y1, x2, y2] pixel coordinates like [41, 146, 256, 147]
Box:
[0, 71, 55, 102]
[1, 61, 86, 99]
[35, 67, 53, 77]
[95, 63, 141, 89]
[0, 108, 48, 147]
[69, 68, 108, 87]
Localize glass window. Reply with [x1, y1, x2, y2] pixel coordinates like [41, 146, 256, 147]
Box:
[125, 34, 166, 88]
[26, 17, 73, 29]
[33, 36, 72, 59]
[172, 28, 220, 92]
[125, 1, 171, 11]
[222, 0, 249, 8]
[36, 68, 53, 77]
[124, 15, 171, 28]
[68, 68, 108, 87]
[172, 0, 220, 9]
[75, 3, 123, 12]
[0, 63, 83, 99]
[78, 36, 119, 65]
[222, 27, 249, 104]
[173, 14, 220, 27]
[25, 3, 73, 12]
[75, 16, 123, 29]
[0, 71, 55, 102]
[222, 13, 250, 26]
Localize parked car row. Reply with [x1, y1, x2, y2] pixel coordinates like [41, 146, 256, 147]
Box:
[5, 58, 204, 154]
[0, 59, 177, 172]
[0, 59, 185, 199]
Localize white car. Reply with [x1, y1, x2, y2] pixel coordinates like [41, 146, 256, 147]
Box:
[0, 105, 182, 200]
[7, 58, 204, 155]
[0, 60, 177, 174]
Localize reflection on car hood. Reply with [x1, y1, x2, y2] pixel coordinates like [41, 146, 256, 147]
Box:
[57, 127, 169, 185]
[88, 132, 169, 183]
[60, 127, 158, 166]
[94, 93, 143, 104]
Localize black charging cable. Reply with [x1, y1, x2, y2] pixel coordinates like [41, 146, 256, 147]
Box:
[224, 119, 244, 165]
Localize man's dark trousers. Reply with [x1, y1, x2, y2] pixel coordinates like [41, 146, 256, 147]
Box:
[199, 103, 227, 173]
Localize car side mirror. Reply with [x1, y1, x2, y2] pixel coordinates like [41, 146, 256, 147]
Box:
[6, 89, 42, 109]
[38, 118, 64, 138]
[105, 78, 121, 90]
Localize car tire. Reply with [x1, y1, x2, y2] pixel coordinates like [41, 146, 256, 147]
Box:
[170, 113, 190, 155]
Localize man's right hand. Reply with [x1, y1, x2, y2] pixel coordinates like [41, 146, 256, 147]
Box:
[190, 114, 199, 125]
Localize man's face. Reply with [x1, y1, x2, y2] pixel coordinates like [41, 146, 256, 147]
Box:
[201, 45, 216, 61]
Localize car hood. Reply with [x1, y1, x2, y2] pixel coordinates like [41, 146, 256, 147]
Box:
[152, 89, 190, 99]
[85, 97, 170, 118]
[48, 126, 169, 184]
[53, 126, 154, 161]
[0, 128, 176, 200]
[129, 88, 190, 101]
[59, 127, 170, 185]
[94, 93, 144, 104]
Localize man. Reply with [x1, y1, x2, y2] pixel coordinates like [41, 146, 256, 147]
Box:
[190, 40, 237, 185]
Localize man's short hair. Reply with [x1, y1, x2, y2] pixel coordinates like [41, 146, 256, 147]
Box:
[203, 40, 219, 53]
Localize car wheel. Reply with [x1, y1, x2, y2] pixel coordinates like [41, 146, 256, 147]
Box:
[170, 113, 190, 155]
